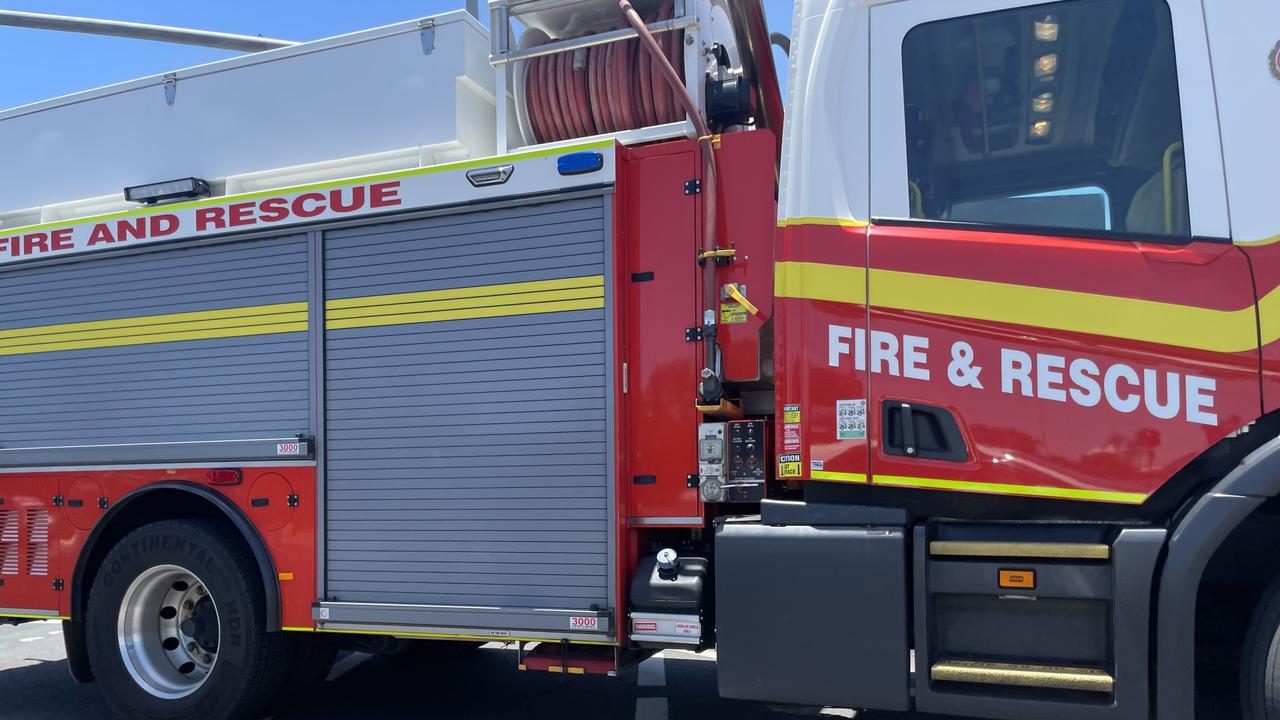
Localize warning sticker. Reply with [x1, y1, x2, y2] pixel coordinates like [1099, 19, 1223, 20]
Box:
[779, 453, 803, 478]
[810, 459, 825, 471]
[836, 399, 867, 440]
[720, 303, 748, 325]
[783, 404, 801, 424]
[570, 616, 600, 631]
[782, 422, 802, 452]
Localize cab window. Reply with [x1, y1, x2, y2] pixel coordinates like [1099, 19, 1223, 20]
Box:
[901, 0, 1189, 238]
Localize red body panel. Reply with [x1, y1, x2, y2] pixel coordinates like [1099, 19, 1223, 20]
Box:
[618, 140, 702, 523]
[0, 466, 316, 628]
[778, 222, 1261, 504]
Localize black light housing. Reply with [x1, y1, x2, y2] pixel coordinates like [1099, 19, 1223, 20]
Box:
[124, 177, 211, 204]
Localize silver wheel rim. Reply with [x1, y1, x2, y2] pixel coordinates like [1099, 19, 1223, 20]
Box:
[117, 564, 220, 699]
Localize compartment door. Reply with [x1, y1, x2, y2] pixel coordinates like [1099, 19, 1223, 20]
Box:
[322, 194, 615, 636]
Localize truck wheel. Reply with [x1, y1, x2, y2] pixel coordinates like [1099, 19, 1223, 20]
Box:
[86, 519, 286, 720]
[1241, 573, 1280, 719]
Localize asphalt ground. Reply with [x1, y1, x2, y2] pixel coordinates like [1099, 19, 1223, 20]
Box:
[0, 620, 954, 720]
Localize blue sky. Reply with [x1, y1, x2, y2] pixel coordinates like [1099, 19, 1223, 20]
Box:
[0, 1, 793, 110]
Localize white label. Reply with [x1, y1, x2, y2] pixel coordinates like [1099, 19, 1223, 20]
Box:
[674, 622, 700, 637]
[633, 621, 659, 633]
[810, 459, 825, 471]
[276, 442, 302, 456]
[569, 616, 600, 631]
[318, 607, 330, 620]
[836, 399, 867, 440]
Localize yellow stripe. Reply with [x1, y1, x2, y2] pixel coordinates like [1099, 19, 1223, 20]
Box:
[1236, 233, 1280, 246]
[281, 626, 316, 632]
[874, 474, 1147, 504]
[777, 216, 869, 229]
[0, 139, 615, 238]
[0, 304, 308, 357]
[777, 261, 1259, 353]
[775, 262, 866, 305]
[326, 276, 602, 311]
[326, 276, 605, 331]
[811, 470, 868, 483]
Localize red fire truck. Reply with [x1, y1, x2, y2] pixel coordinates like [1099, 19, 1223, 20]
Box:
[1, 0, 1279, 718]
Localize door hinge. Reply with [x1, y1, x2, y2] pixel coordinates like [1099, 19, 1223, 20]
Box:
[287, 494, 300, 508]
[687, 473, 700, 488]
[419, 19, 436, 54]
[685, 327, 704, 342]
[51, 495, 64, 507]
[163, 73, 178, 106]
[98, 497, 109, 510]
[684, 179, 702, 195]
[53, 579, 64, 591]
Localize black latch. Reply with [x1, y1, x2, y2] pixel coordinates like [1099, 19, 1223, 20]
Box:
[685, 327, 704, 342]
[52, 496, 64, 508]
[67, 499, 84, 509]
[684, 179, 702, 195]
[251, 498, 270, 508]
[630, 271, 655, 282]
[633, 475, 657, 485]
[287, 494, 300, 508]
[687, 474, 700, 488]
[98, 497, 109, 510]
[53, 579, 64, 591]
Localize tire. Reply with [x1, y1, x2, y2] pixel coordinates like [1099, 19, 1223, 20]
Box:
[86, 519, 288, 720]
[1241, 573, 1280, 719]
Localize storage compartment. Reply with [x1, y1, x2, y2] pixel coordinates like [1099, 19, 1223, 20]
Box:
[0, 12, 493, 216]
[715, 518, 910, 711]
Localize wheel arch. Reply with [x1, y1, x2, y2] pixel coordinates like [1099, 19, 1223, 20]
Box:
[1156, 431, 1280, 720]
[65, 482, 281, 683]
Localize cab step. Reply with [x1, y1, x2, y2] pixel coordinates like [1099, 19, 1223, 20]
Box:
[931, 660, 1115, 693]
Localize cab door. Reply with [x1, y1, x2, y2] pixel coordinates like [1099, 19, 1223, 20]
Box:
[864, 0, 1256, 507]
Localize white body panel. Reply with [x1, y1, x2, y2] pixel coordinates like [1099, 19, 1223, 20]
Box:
[1205, 0, 1280, 245]
[0, 12, 495, 220]
[777, 0, 871, 225]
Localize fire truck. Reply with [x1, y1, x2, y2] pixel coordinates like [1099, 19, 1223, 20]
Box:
[0, 0, 1278, 718]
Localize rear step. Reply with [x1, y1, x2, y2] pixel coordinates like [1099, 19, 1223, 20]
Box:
[931, 660, 1115, 693]
[929, 541, 1111, 560]
[517, 642, 618, 676]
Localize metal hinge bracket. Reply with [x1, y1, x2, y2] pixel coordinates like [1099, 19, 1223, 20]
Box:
[687, 474, 700, 488]
[419, 19, 436, 54]
[53, 579, 64, 591]
[287, 494, 300, 508]
[163, 73, 178, 106]
[685, 327, 704, 342]
[684, 179, 702, 195]
[51, 496, 64, 507]
[98, 497, 109, 510]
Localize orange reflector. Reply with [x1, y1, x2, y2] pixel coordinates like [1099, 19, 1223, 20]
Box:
[999, 569, 1036, 589]
[278, 572, 295, 581]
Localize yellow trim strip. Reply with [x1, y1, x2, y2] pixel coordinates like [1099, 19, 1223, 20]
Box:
[281, 626, 315, 632]
[931, 660, 1114, 693]
[0, 139, 615, 238]
[777, 216, 869, 229]
[326, 276, 605, 331]
[875, 474, 1147, 504]
[929, 541, 1111, 560]
[0, 303, 308, 357]
[811, 470, 868, 484]
[777, 261, 1259, 353]
[775, 262, 866, 305]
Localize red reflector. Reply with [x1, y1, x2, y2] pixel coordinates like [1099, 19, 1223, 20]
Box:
[205, 469, 243, 486]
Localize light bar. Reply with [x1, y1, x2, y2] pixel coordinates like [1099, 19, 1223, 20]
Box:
[124, 177, 211, 204]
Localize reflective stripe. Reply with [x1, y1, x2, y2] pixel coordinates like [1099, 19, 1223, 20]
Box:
[811, 470, 868, 483]
[325, 275, 605, 331]
[776, 260, 1258, 353]
[777, 216, 869, 228]
[874, 474, 1147, 504]
[0, 303, 307, 357]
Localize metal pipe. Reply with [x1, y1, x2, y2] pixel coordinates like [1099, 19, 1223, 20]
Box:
[0, 10, 298, 52]
[490, 15, 696, 65]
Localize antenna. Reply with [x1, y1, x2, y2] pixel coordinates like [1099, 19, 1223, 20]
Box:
[0, 10, 298, 52]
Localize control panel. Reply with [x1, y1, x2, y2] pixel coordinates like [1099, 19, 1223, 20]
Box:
[697, 420, 768, 503]
[725, 419, 767, 502]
